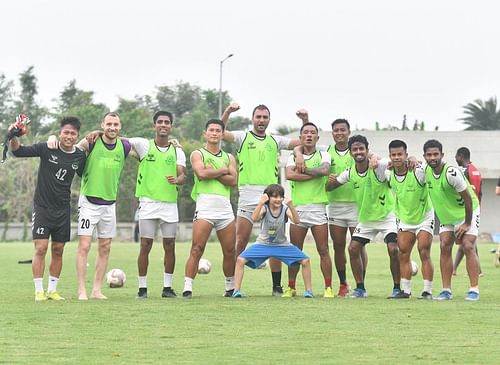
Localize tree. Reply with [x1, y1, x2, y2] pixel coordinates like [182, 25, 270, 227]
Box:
[460, 97, 500, 130]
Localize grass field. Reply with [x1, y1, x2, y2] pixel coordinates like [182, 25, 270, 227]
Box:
[1, 240, 499, 364]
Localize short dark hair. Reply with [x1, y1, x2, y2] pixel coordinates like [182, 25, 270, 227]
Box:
[252, 104, 271, 118]
[102, 111, 120, 122]
[205, 119, 225, 131]
[388, 139, 407, 151]
[153, 110, 174, 124]
[423, 139, 443, 153]
[300, 122, 319, 134]
[456, 147, 471, 160]
[331, 118, 350, 130]
[264, 184, 285, 198]
[60, 116, 81, 131]
[348, 135, 369, 150]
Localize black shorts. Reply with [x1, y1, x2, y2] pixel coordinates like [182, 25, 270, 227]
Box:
[32, 204, 71, 243]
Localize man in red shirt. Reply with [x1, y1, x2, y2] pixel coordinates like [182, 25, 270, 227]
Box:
[453, 147, 483, 275]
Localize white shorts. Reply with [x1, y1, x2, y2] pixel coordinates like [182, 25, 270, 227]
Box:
[352, 213, 397, 243]
[194, 216, 234, 232]
[78, 196, 116, 238]
[294, 205, 328, 229]
[138, 200, 179, 222]
[439, 208, 480, 237]
[327, 202, 358, 228]
[237, 186, 267, 223]
[237, 205, 256, 223]
[139, 219, 177, 239]
[397, 209, 435, 236]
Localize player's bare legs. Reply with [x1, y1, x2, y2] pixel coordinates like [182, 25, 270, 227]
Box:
[76, 235, 92, 300]
[287, 224, 307, 284]
[348, 239, 365, 285]
[462, 234, 480, 287]
[235, 217, 253, 257]
[234, 257, 248, 291]
[386, 241, 400, 286]
[417, 231, 434, 282]
[185, 219, 212, 279]
[217, 221, 236, 277]
[439, 231, 455, 289]
[48, 242, 65, 278]
[300, 259, 313, 292]
[398, 231, 415, 280]
[137, 237, 154, 276]
[90, 237, 112, 299]
[163, 237, 176, 274]
[453, 244, 482, 276]
[32, 239, 49, 280]
[311, 224, 333, 289]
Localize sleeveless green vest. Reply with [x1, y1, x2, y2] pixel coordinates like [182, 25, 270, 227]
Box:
[81, 137, 125, 200]
[290, 151, 328, 206]
[389, 170, 431, 224]
[191, 148, 231, 201]
[135, 140, 178, 203]
[425, 164, 479, 224]
[238, 132, 279, 186]
[350, 166, 394, 223]
[326, 145, 354, 203]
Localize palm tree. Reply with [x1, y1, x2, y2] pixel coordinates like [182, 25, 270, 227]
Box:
[459, 97, 500, 130]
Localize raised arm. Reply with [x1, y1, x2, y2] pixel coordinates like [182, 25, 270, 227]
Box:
[251, 194, 269, 222]
[284, 197, 300, 225]
[287, 109, 310, 149]
[220, 103, 240, 142]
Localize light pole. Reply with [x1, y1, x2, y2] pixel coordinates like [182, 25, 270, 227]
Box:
[218, 53, 234, 117]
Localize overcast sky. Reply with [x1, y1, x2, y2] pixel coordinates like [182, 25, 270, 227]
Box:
[2, 0, 499, 131]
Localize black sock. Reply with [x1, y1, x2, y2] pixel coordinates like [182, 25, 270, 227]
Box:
[337, 270, 346, 284]
[394, 283, 401, 290]
[271, 271, 282, 287]
[356, 282, 365, 291]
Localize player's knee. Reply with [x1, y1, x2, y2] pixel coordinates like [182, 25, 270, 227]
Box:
[34, 246, 48, 257]
[190, 244, 205, 259]
[52, 245, 64, 257]
[461, 241, 476, 255]
[387, 244, 399, 258]
[301, 258, 310, 267]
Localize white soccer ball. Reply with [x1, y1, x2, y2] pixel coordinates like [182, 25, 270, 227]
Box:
[198, 258, 212, 274]
[257, 259, 269, 269]
[411, 260, 419, 276]
[106, 268, 126, 288]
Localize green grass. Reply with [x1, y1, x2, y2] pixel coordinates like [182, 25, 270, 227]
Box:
[1, 240, 499, 364]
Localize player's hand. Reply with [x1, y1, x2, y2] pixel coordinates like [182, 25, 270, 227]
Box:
[259, 193, 269, 205]
[166, 176, 177, 185]
[368, 155, 380, 169]
[47, 135, 59, 149]
[295, 154, 305, 173]
[455, 223, 470, 243]
[406, 156, 420, 170]
[296, 109, 309, 122]
[169, 138, 182, 148]
[85, 130, 101, 144]
[225, 103, 240, 114]
[284, 197, 293, 206]
[328, 173, 338, 185]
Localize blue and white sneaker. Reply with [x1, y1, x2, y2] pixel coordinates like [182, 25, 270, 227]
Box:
[434, 290, 453, 301]
[350, 288, 368, 298]
[465, 291, 479, 301]
[387, 288, 402, 299]
[303, 290, 314, 298]
[231, 290, 244, 298]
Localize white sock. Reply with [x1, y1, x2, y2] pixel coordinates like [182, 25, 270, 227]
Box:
[164, 273, 173, 288]
[34, 278, 44, 292]
[469, 286, 479, 293]
[183, 277, 193, 292]
[47, 276, 59, 293]
[401, 278, 411, 294]
[423, 280, 433, 294]
[138, 276, 147, 289]
[443, 287, 452, 293]
[225, 276, 235, 291]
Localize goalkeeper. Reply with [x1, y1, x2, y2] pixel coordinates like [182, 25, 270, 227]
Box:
[9, 116, 86, 301]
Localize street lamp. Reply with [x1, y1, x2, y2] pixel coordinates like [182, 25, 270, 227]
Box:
[218, 53, 234, 117]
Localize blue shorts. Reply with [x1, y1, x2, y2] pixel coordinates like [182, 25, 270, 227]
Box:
[239, 243, 309, 269]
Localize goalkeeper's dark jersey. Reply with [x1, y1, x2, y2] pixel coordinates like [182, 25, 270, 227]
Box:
[13, 143, 86, 209]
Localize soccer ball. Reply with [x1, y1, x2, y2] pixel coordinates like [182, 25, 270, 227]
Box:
[106, 269, 126, 288]
[411, 260, 419, 276]
[257, 259, 269, 269]
[198, 258, 212, 274]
